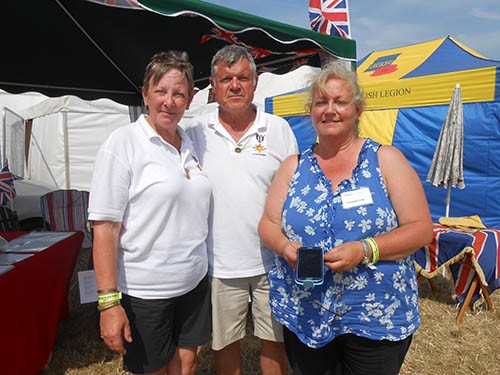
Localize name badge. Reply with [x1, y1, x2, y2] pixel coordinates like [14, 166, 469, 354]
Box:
[340, 187, 373, 209]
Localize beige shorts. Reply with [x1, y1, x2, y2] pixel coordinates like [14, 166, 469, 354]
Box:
[210, 274, 284, 351]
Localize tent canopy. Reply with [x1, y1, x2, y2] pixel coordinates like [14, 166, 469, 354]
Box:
[14, 96, 130, 190]
[266, 37, 500, 228]
[357, 37, 499, 111]
[1, 0, 355, 106]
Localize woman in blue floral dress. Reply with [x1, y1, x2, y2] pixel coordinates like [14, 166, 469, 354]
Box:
[258, 60, 433, 375]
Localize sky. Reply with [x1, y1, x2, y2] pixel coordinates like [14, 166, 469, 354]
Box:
[203, 0, 500, 61]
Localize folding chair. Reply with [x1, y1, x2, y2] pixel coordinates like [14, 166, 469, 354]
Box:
[39, 189, 92, 248]
[0, 205, 21, 232]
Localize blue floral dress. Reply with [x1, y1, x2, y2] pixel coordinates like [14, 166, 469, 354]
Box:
[269, 139, 419, 348]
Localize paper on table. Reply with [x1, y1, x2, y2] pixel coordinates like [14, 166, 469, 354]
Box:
[0, 265, 14, 275]
[0, 236, 9, 251]
[78, 270, 98, 304]
[0, 252, 33, 265]
[7, 231, 75, 253]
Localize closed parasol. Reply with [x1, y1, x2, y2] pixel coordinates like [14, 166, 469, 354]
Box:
[426, 83, 465, 217]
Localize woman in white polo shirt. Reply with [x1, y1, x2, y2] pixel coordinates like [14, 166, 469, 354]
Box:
[88, 51, 211, 375]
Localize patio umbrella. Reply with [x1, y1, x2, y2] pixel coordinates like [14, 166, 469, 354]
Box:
[426, 83, 465, 217]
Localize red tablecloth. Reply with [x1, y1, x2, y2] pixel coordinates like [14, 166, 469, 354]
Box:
[0, 231, 84, 375]
[414, 224, 500, 303]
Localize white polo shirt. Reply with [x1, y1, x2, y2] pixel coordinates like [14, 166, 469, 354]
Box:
[88, 115, 211, 299]
[185, 106, 298, 278]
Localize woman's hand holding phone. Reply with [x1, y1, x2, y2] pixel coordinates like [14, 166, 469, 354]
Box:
[295, 246, 324, 288]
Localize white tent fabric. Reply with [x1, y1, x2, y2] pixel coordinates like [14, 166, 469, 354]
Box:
[0, 89, 48, 112]
[182, 65, 320, 122]
[18, 96, 130, 190]
[1, 90, 49, 171]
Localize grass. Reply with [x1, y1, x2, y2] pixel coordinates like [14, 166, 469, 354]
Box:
[41, 248, 500, 374]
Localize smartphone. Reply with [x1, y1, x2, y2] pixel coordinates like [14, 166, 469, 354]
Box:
[295, 246, 324, 287]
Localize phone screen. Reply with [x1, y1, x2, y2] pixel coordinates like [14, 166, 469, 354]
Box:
[296, 246, 324, 283]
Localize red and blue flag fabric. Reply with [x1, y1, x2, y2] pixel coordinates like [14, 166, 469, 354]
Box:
[200, 27, 317, 73]
[0, 160, 16, 205]
[40, 190, 92, 248]
[200, 26, 240, 45]
[87, 0, 142, 9]
[414, 224, 500, 304]
[309, 0, 351, 38]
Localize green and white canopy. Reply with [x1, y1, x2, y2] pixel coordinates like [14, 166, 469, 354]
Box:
[1, 0, 355, 105]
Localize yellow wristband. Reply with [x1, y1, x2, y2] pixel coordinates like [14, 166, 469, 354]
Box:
[97, 291, 122, 304]
[97, 299, 121, 312]
[365, 237, 380, 264]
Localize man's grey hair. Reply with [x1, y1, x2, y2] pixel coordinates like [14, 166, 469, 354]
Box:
[210, 45, 257, 84]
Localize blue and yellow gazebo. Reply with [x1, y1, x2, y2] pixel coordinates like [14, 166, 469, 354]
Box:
[265, 37, 500, 228]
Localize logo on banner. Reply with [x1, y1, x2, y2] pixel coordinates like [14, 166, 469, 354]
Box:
[364, 53, 401, 76]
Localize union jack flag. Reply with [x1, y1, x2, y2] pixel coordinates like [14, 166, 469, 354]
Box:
[415, 224, 500, 304]
[0, 160, 16, 205]
[309, 0, 351, 39]
[199, 26, 240, 45]
[247, 46, 273, 60]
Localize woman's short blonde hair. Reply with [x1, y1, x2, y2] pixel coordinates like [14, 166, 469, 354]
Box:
[307, 59, 364, 110]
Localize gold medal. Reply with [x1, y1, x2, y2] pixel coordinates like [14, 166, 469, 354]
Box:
[254, 143, 265, 153]
[252, 133, 267, 154]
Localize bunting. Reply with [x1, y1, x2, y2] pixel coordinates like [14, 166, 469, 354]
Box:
[0, 160, 16, 205]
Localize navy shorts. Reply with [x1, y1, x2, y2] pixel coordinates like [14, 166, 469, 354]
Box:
[283, 327, 413, 375]
[121, 275, 211, 374]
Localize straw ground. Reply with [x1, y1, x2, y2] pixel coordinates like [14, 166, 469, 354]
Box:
[41, 248, 500, 375]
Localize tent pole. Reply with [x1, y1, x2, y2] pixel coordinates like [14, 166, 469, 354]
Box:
[62, 111, 70, 189]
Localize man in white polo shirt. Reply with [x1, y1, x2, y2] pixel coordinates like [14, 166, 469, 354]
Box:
[185, 45, 298, 374]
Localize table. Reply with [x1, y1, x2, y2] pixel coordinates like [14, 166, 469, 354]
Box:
[414, 224, 499, 322]
[0, 230, 84, 375]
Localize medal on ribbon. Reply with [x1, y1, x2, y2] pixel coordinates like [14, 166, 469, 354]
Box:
[253, 133, 267, 155]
